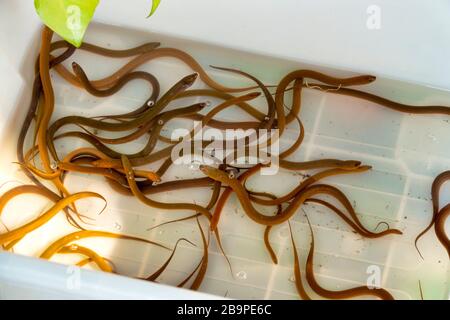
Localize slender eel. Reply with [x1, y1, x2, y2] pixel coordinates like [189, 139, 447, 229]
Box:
[61, 147, 160, 182]
[48, 72, 198, 151]
[304, 214, 395, 300]
[306, 83, 450, 115]
[0, 192, 104, 245]
[0, 185, 91, 248]
[415, 170, 450, 258]
[35, 27, 75, 205]
[247, 166, 372, 206]
[75, 256, 116, 272]
[210, 164, 264, 231]
[72, 62, 159, 115]
[50, 40, 160, 60]
[57, 162, 128, 185]
[37, 26, 55, 173]
[121, 155, 212, 219]
[279, 159, 362, 171]
[304, 198, 401, 238]
[177, 260, 203, 288]
[278, 105, 305, 159]
[145, 238, 196, 282]
[419, 280, 424, 300]
[190, 217, 209, 290]
[143, 174, 233, 276]
[288, 221, 311, 300]
[47, 77, 200, 164]
[209, 160, 361, 230]
[203, 165, 403, 234]
[90, 92, 261, 167]
[54, 47, 260, 92]
[178, 89, 265, 121]
[105, 176, 215, 197]
[0, 185, 64, 216]
[210, 66, 276, 129]
[435, 203, 450, 258]
[275, 71, 376, 134]
[72, 103, 205, 156]
[256, 192, 282, 264]
[58, 244, 114, 273]
[18, 44, 75, 187]
[40, 230, 170, 259]
[100, 87, 266, 126]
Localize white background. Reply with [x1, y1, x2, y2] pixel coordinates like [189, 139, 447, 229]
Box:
[95, 0, 450, 90]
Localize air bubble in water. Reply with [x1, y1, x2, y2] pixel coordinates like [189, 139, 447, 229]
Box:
[114, 222, 122, 231]
[289, 275, 295, 282]
[70, 244, 78, 251]
[427, 134, 437, 142]
[189, 162, 200, 170]
[236, 271, 247, 280]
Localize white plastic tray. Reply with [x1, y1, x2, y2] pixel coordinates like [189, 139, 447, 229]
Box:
[0, 3, 449, 300]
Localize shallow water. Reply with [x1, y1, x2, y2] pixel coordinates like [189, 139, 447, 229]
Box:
[1, 22, 449, 300]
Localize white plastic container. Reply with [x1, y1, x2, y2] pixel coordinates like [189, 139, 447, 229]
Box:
[0, 0, 449, 300]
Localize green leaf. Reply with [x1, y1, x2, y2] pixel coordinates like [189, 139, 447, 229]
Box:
[34, 0, 99, 47]
[147, 0, 161, 18]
